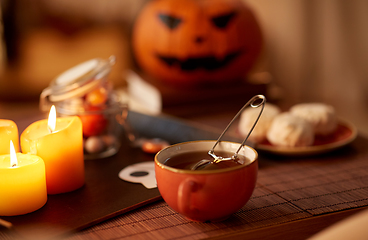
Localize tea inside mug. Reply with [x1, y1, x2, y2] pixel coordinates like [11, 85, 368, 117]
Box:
[163, 150, 251, 170]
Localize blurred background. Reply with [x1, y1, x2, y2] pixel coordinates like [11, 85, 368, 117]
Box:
[0, 0, 367, 135]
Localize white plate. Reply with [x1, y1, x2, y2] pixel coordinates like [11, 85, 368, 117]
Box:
[254, 119, 358, 156]
[309, 208, 368, 240]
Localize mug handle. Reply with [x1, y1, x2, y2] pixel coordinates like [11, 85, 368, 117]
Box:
[178, 178, 199, 216]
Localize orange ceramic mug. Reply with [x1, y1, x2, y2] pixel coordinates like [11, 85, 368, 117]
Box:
[155, 140, 258, 222]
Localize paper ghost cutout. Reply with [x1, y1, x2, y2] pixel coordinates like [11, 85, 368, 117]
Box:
[118, 162, 157, 189]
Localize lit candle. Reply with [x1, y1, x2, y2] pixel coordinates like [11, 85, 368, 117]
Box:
[20, 106, 85, 194]
[0, 141, 47, 216]
[0, 120, 19, 154]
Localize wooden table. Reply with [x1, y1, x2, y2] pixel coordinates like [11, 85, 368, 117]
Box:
[0, 101, 367, 240]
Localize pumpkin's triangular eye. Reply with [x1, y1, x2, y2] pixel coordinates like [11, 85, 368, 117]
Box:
[211, 12, 236, 29]
[158, 13, 182, 30]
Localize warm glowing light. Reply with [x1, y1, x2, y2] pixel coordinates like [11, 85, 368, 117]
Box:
[48, 105, 57, 133]
[10, 140, 18, 167]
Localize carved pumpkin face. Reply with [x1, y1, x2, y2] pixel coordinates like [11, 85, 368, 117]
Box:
[132, 0, 263, 86]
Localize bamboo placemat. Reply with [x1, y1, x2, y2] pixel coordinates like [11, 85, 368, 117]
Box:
[1, 112, 367, 240]
[62, 136, 368, 240]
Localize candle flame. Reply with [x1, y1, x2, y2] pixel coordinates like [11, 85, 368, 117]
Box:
[48, 105, 57, 133]
[10, 140, 18, 167]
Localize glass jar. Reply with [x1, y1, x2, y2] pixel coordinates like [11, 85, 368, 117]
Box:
[40, 56, 128, 159]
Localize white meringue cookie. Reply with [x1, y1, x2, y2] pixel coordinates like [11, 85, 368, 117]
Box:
[267, 112, 314, 147]
[239, 103, 281, 143]
[290, 103, 337, 135]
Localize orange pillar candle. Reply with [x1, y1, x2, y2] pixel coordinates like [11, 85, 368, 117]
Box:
[0, 141, 47, 216]
[21, 106, 85, 194]
[0, 120, 19, 154]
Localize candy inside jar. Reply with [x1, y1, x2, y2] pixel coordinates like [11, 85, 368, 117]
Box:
[75, 96, 126, 159]
[40, 56, 128, 159]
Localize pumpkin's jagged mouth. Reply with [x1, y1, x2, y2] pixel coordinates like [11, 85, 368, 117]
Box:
[156, 51, 241, 71]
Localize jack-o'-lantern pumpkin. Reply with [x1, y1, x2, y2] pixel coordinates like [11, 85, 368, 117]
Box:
[132, 0, 263, 86]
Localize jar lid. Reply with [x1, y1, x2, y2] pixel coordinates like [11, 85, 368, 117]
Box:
[40, 56, 115, 111]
